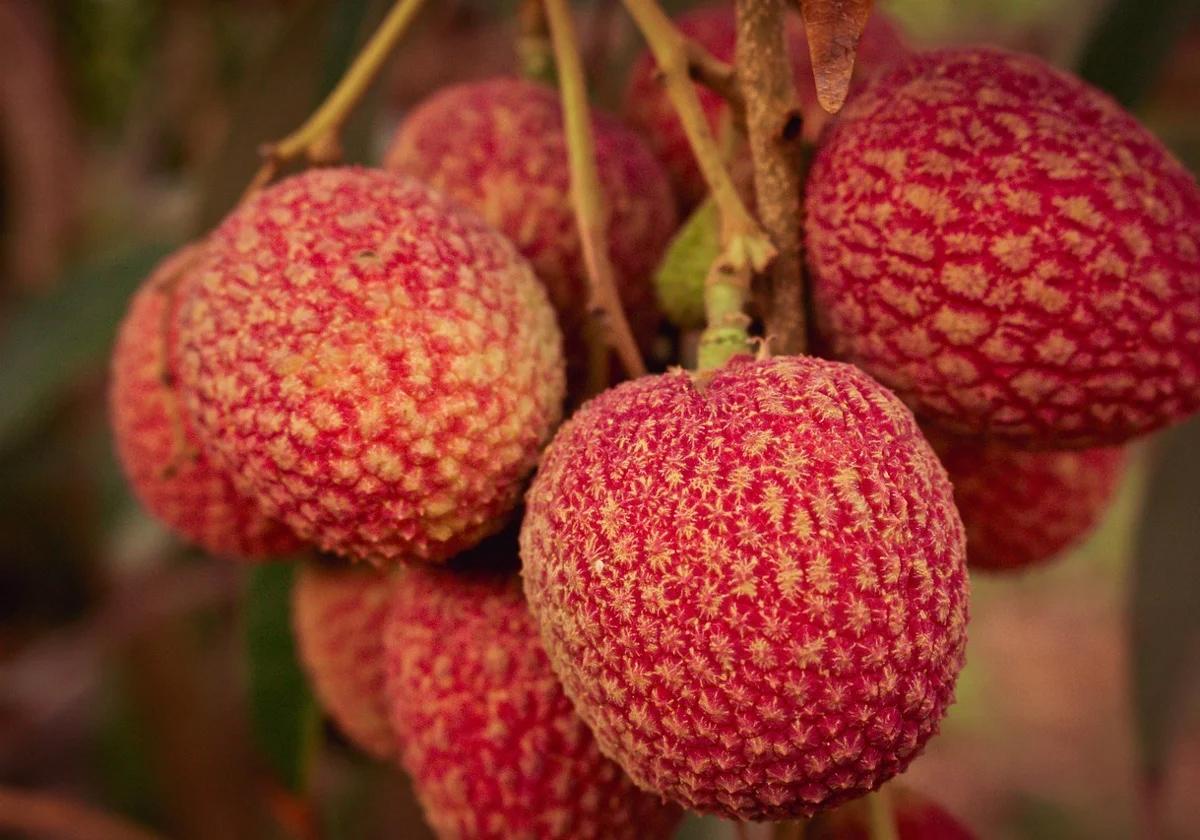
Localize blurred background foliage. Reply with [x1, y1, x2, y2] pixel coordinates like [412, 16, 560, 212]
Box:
[0, 0, 1198, 838]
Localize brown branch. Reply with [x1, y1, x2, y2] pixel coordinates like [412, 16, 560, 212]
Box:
[0, 786, 163, 840]
[544, 0, 647, 379]
[684, 40, 743, 119]
[736, 0, 808, 355]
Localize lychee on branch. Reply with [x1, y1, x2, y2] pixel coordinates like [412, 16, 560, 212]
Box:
[543, 0, 648, 380]
[243, 0, 429, 198]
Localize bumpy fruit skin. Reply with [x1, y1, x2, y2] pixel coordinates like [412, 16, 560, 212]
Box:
[178, 168, 565, 565]
[383, 78, 677, 364]
[521, 356, 969, 820]
[928, 431, 1126, 573]
[109, 247, 302, 559]
[809, 787, 975, 840]
[293, 562, 396, 760]
[383, 567, 681, 840]
[806, 47, 1200, 447]
[624, 3, 907, 208]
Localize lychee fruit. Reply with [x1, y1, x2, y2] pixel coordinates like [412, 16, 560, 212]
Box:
[624, 2, 908, 208]
[520, 355, 969, 820]
[292, 560, 396, 761]
[109, 246, 303, 559]
[805, 46, 1200, 447]
[383, 77, 677, 373]
[808, 786, 975, 839]
[382, 564, 681, 840]
[177, 167, 565, 565]
[927, 430, 1127, 573]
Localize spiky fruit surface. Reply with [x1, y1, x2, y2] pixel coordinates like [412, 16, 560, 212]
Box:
[178, 168, 564, 565]
[624, 2, 907, 208]
[109, 247, 302, 559]
[383, 566, 681, 840]
[809, 787, 975, 840]
[806, 47, 1200, 447]
[927, 431, 1126, 573]
[293, 562, 395, 760]
[383, 78, 677, 365]
[521, 356, 969, 820]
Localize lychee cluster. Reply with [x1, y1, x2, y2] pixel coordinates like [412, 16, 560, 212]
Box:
[385, 78, 677, 369]
[383, 563, 682, 839]
[109, 246, 302, 559]
[178, 167, 565, 565]
[806, 46, 1200, 447]
[926, 431, 1126, 573]
[292, 561, 396, 760]
[521, 356, 969, 820]
[624, 2, 908, 207]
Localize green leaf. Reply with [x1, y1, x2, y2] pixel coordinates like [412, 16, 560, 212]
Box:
[1130, 417, 1200, 782]
[0, 242, 173, 455]
[654, 199, 719, 331]
[1077, 0, 1200, 109]
[245, 562, 320, 792]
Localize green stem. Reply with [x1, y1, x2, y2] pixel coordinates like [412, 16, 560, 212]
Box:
[544, 0, 647, 379]
[866, 789, 899, 840]
[244, 0, 429, 198]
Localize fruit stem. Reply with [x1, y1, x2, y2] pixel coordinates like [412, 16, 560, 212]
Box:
[243, 0, 429, 199]
[866, 788, 899, 840]
[544, 0, 648, 379]
[518, 0, 556, 84]
[735, 0, 808, 355]
[620, 0, 776, 277]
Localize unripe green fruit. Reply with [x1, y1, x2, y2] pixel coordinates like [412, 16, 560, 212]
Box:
[653, 199, 718, 330]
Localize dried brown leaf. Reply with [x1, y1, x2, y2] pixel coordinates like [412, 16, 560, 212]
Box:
[799, 0, 873, 114]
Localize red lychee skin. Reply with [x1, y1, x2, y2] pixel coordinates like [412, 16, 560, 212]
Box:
[382, 566, 682, 840]
[520, 356, 969, 821]
[809, 786, 976, 840]
[383, 78, 677, 369]
[806, 47, 1200, 448]
[927, 431, 1127, 573]
[623, 3, 908, 208]
[109, 247, 303, 559]
[177, 168, 565, 566]
[293, 562, 396, 760]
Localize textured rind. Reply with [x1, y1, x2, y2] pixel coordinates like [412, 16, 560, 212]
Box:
[927, 431, 1126, 573]
[109, 248, 303, 559]
[521, 356, 969, 820]
[623, 2, 907, 208]
[806, 47, 1200, 447]
[293, 562, 396, 760]
[177, 168, 565, 565]
[384, 78, 677, 367]
[383, 567, 681, 840]
[809, 786, 975, 839]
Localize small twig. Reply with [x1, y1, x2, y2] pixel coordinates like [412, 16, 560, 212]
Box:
[736, 0, 808, 355]
[685, 40, 743, 120]
[544, 0, 647, 379]
[517, 0, 555, 83]
[243, 0, 429, 200]
[0, 785, 163, 840]
[621, 0, 774, 276]
[866, 789, 899, 840]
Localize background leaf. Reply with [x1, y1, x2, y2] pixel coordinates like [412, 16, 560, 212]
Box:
[0, 242, 173, 456]
[245, 562, 320, 793]
[1077, 0, 1200, 109]
[799, 0, 873, 113]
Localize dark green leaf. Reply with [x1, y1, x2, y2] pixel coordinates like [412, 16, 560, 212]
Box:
[0, 242, 172, 455]
[1130, 417, 1200, 782]
[1077, 0, 1200, 109]
[245, 562, 320, 792]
